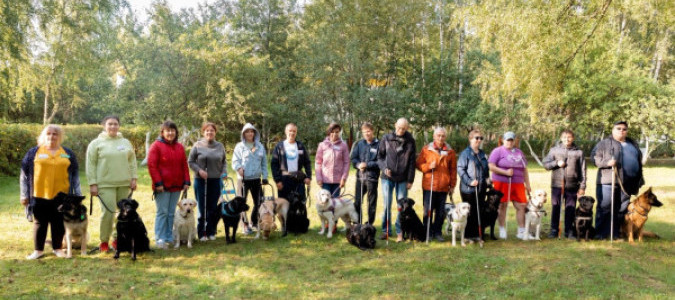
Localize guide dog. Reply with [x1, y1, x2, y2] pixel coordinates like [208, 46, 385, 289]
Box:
[56, 193, 88, 258]
[398, 198, 426, 242]
[346, 222, 376, 250]
[220, 196, 250, 244]
[173, 197, 197, 249]
[114, 198, 151, 260]
[574, 196, 596, 242]
[285, 191, 310, 234]
[524, 189, 547, 241]
[316, 189, 359, 239]
[450, 202, 471, 247]
[482, 186, 503, 240]
[622, 187, 663, 243]
[256, 197, 289, 240]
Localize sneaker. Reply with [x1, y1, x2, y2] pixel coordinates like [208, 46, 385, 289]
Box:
[26, 251, 44, 260]
[156, 240, 167, 249]
[53, 249, 67, 258]
[200, 236, 208, 242]
[499, 227, 507, 239]
[396, 233, 403, 243]
[516, 231, 526, 240]
[243, 227, 253, 235]
[99, 242, 110, 252]
[379, 233, 389, 240]
[435, 235, 445, 242]
[208, 235, 216, 241]
[111, 239, 117, 250]
[547, 231, 558, 239]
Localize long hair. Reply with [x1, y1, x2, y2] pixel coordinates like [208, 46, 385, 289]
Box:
[37, 124, 64, 147]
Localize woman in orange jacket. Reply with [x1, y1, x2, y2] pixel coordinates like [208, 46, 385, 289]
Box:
[416, 127, 457, 242]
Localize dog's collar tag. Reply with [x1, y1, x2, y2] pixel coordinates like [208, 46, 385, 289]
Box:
[81, 214, 85, 220]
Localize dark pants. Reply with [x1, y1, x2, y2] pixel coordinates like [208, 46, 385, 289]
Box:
[422, 190, 447, 238]
[278, 176, 307, 204]
[321, 183, 341, 197]
[193, 178, 222, 238]
[550, 187, 578, 236]
[239, 179, 262, 227]
[595, 184, 631, 239]
[460, 189, 486, 239]
[355, 179, 378, 224]
[32, 197, 65, 251]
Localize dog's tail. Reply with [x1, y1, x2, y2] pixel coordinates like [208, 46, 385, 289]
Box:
[640, 230, 661, 239]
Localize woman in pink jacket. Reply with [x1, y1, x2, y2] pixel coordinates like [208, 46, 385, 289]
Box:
[315, 122, 350, 197]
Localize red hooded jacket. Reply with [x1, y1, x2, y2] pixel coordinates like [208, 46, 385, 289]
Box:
[148, 138, 191, 192]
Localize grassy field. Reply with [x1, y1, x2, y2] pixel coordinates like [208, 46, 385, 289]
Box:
[1, 162, 673, 299]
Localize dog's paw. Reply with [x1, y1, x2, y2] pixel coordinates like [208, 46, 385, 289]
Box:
[318, 229, 325, 235]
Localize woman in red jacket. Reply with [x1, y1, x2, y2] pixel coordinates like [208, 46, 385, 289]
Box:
[148, 121, 190, 249]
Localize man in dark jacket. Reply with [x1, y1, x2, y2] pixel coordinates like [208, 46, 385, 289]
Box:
[543, 129, 587, 239]
[591, 121, 644, 240]
[377, 118, 416, 242]
[350, 122, 380, 225]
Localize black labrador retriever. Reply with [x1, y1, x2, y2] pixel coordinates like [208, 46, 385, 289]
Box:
[398, 198, 426, 242]
[220, 196, 250, 244]
[114, 198, 151, 260]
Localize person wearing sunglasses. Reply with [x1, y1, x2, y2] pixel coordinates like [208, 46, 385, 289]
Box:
[590, 121, 644, 240]
[456, 129, 490, 243]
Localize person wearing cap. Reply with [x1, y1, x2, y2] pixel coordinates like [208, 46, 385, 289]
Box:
[232, 123, 269, 235]
[543, 129, 587, 239]
[488, 131, 531, 240]
[590, 121, 644, 240]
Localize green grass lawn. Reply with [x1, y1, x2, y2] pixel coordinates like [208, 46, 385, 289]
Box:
[1, 162, 673, 299]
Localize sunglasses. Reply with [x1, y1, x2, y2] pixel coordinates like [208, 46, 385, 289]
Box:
[614, 127, 627, 131]
[474, 136, 484, 141]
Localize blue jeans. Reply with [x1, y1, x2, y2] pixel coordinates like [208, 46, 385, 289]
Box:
[423, 190, 447, 237]
[154, 191, 181, 243]
[381, 178, 407, 235]
[194, 178, 222, 238]
[321, 183, 341, 197]
[595, 184, 630, 239]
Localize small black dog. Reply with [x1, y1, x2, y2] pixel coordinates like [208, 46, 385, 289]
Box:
[285, 191, 309, 234]
[115, 198, 151, 260]
[482, 186, 503, 240]
[220, 196, 249, 244]
[398, 198, 426, 242]
[346, 222, 376, 250]
[574, 196, 596, 242]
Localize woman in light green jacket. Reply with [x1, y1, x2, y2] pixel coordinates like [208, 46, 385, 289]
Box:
[86, 116, 138, 253]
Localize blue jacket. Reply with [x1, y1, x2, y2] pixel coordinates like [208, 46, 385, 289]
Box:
[456, 147, 489, 194]
[231, 123, 269, 181]
[20, 146, 81, 204]
[350, 138, 380, 182]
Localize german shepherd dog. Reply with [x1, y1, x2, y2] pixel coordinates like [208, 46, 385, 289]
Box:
[220, 196, 250, 244]
[56, 193, 88, 258]
[482, 186, 503, 240]
[573, 196, 596, 242]
[398, 198, 426, 242]
[622, 187, 663, 244]
[114, 198, 151, 260]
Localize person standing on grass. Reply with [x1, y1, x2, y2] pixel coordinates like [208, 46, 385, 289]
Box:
[416, 127, 456, 242]
[350, 122, 380, 225]
[488, 131, 531, 240]
[377, 118, 416, 242]
[457, 129, 490, 243]
[86, 116, 138, 253]
[543, 129, 587, 239]
[271, 123, 312, 205]
[188, 122, 228, 242]
[232, 123, 269, 235]
[315, 122, 350, 197]
[591, 121, 644, 240]
[20, 124, 81, 259]
[147, 121, 191, 249]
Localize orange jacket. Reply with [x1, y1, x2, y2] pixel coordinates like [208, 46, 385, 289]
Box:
[416, 142, 457, 192]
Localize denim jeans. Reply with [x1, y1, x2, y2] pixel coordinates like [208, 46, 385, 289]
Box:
[595, 184, 630, 239]
[154, 191, 180, 242]
[193, 178, 222, 238]
[381, 178, 407, 235]
[422, 190, 447, 238]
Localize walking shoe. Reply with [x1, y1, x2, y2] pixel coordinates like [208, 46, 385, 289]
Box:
[200, 236, 208, 242]
[53, 249, 67, 258]
[111, 239, 117, 250]
[99, 242, 110, 252]
[435, 235, 445, 242]
[516, 231, 526, 240]
[156, 240, 167, 250]
[26, 251, 44, 260]
[243, 227, 253, 235]
[499, 227, 507, 239]
[547, 231, 558, 239]
[208, 235, 216, 241]
[379, 233, 391, 240]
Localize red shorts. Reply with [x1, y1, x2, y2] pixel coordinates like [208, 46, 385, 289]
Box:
[493, 181, 527, 203]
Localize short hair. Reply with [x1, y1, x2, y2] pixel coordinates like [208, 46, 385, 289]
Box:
[613, 121, 628, 127]
[326, 122, 341, 135]
[433, 127, 447, 135]
[285, 123, 297, 131]
[361, 122, 374, 131]
[101, 115, 120, 126]
[561, 129, 574, 137]
[201, 122, 217, 133]
[395, 118, 409, 128]
[160, 120, 179, 138]
[468, 129, 482, 140]
[37, 124, 64, 147]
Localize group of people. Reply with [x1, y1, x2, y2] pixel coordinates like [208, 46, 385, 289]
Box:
[19, 116, 644, 259]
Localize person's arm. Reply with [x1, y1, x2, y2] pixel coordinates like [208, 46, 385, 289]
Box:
[126, 140, 138, 190]
[377, 137, 387, 171]
[301, 142, 312, 184]
[341, 144, 350, 182]
[180, 144, 191, 189]
[220, 144, 228, 179]
[66, 148, 82, 196]
[407, 139, 417, 184]
[457, 152, 472, 185]
[19, 148, 35, 205]
[591, 141, 611, 169]
[188, 144, 201, 173]
[271, 143, 282, 183]
[231, 144, 244, 176]
[350, 141, 361, 169]
[542, 148, 558, 170]
[260, 144, 269, 181]
[449, 151, 457, 190]
[578, 150, 587, 194]
[524, 168, 531, 193]
[85, 140, 98, 186]
[315, 142, 324, 185]
[147, 142, 163, 190]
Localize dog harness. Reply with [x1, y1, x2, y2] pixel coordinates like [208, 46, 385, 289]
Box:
[221, 201, 238, 218]
[626, 201, 649, 217]
[320, 197, 351, 215]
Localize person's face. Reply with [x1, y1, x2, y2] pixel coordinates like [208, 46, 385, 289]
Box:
[433, 131, 446, 145]
[203, 126, 216, 141]
[470, 134, 483, 149]
[244, 129, 255, 142]
[104, 118, 120, 137]
[612, 124, 627, 141]
[163, 128, 176, 142]
[45, 128, 60, 148]
[504, 138, 515, 149]
[395, 122, 408, 136]
[362, 128, 374, 142]
[329, 128, 340, 142]
[285, 125, 297, 141]
[560, 133, 574, 148]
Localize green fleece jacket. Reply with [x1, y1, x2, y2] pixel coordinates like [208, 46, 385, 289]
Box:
[86, 132, 138, 188]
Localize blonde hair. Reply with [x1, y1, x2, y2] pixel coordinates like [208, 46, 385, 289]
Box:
[37, 124, 64, 147]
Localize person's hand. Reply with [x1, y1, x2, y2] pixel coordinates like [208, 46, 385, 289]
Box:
[358, 162, 367, 170]
[262, 179, 269, 185]
[237, 168, 244, 177]
[406, 183, 412, 190]
[470, 179, 478, 187]
[198, 169, 208, 179]
[130, 179, 137, 191]
[608, 159, 616, 167]
[277, 182, 284, 190]
[155, 186, 164, 193]
[384, 169, 392, 177]
[183, 185, 190, 191]
[557, 160, 566, 168]
[577, 188, 585, 196]
[20, 198, 29, 207]
[317, 181, 323, 187]
[505, 168, 514, 177]
[90, 184, 99, 196]
[304, 178, 311, 186]
[429, 161, 436, 170]
[486, 178, 492, 185]
[339, 179, 346, 188]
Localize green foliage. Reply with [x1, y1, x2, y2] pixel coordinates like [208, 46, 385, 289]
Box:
[0, 124, 34, 175]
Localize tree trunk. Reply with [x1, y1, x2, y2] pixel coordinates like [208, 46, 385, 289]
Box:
[458, 17, 467, 101]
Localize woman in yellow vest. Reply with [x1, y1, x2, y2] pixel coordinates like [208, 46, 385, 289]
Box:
[20, 125, 81, 259]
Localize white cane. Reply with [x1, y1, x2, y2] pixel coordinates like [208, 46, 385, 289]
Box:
[203, 168, 208, 240]
[505, 176, 511, 238]
[474, 161, 484, 248]
[359, 170, 365, 225]
[611, 166, 615, 243]
[426, 169, 434, 244]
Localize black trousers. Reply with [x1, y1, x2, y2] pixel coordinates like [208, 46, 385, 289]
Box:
[32, 197, 65, 251]
[239, 179, 262, 226]
[460, 190, 486, 239]
[354, 179, 378, 224]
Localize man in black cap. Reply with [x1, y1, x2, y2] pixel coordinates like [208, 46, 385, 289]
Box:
[590, 121, 644, 240]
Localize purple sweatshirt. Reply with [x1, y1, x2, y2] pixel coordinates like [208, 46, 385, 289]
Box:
[488, 146, 527, 183]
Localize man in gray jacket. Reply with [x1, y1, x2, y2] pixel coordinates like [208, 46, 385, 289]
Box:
[543, 129, 587, 239]
[591, 121, 644, 240]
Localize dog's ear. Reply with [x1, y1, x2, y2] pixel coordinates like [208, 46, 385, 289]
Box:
[131, 200, 139, 210]
[117, 200, 125, 209]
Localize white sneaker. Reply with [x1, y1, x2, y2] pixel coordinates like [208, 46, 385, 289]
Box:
[499, 227, 507, 239]
[200, 236, 208, 242]
[26, 251, 44, 260]
[156, 240, 167, 249]
[516, 231, 526, 240]
[208, 235, 216, 241]
[53, 249, 67, 258]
